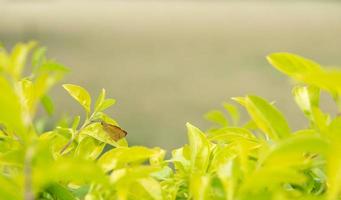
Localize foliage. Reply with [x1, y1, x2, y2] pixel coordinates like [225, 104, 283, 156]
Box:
[1, 42, 341, 200]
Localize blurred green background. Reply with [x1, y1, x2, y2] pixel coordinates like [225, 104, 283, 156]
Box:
[1, 1, 341, 150]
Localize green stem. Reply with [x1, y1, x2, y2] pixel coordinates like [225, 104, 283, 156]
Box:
[59, 121, 88, 155]
[59, 112, 98, 155]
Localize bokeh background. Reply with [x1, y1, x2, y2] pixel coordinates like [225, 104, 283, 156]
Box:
[1, 1, 341, 150]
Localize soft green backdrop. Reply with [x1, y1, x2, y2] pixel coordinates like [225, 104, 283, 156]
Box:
[1, 1, 341, 150]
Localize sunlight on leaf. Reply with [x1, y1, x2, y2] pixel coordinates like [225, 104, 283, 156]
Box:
[237, 95, 291, 140]
[63, 84, 92, 113]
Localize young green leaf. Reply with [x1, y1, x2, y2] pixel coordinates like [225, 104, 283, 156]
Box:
[236, 95, 291, 140]
[267, 53, 321, 77]
[74, 136, 105, 160]
[0, 48, 10, 72]
[293, 86, 320, 118]
[4, 42, 341, 200]
[32, 47, 47, 69]
[137, 178, 163, 200]
[326, 117, 341, 200]
[80, 123, 119, 147]
[44, 183, 77, 200]
[10, 41, 36, 79]
[94, 88, 106, 112]
[223, 102, 240, 125]
[204, 110, 229, 127]
[98, 99, 116, 112]
[71, 115, 81, 130]
[41, 95, 54, 116]
[261, 134, 329, 167]
[94, 89, 116, 112]
[0, 175, 21, 200]
[98, 146, 161, 172]
[190, 174, 211, 200]
[0, 77, 25, 136]
[268, 53, 341, 95]
[209, 127, 258, 145]
[63, 84, 91, 113]
[217, 158, 241, 200]
[186, 123, 211, 174]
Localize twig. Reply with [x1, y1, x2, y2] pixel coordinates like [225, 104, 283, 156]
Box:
[59, 120, 97, 155]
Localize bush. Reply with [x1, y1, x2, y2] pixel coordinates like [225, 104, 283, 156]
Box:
[1, 42, 341, 200]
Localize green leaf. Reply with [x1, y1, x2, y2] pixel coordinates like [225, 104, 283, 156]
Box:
[0, 48, 10, 72]
[293, 86, 330, 133]
[98, 99, 116, 112]
[0, 175, 21, 200]
[34, 157, 108, 189]
[171, 146, 191, 173]
[98, 146, 161, 172]
[38, 60, 69, 73]
[237, 95, 291, 140]
[209, 127, 256, 139]
[326, 117, 341, 200]
[267, 53, 341, 95]
[19, 79, 36, 119]
[71, 185, 90, 199]
[150, 166, 173, 180]
[45, 183, 77, 200]
[186, 123, 211, 174]
[223, 102, 240, 125]
[80, 123, 119, 147]
[241, 167, 306, 195]
[311, 107, 329, 134]
[32, 47, 47, 69]
[34, 61, 68, 101]
[94, 88, 106, 112]
[74, 136, 105, 160]
[216, 158, 240, 200]
[10, 41, 36, 79]
[138, 177, 163, 200]
[0, 77, 25, 136]
[63, 84, 91, 113]
[71, 115, 81, 130]
[110, 165, 160, 186]
[190, 174, 211, 200]
[267, 53, 321, 77]
[293, 86, 320, 119]
[209, 127, 258, 145]
[39, 130, 73, 158]
[204, 110, 229, 127]
[0, 145, 24, 167]
[94, 89, 116, 113]
[231, 97, 247, 106]
[109, 166, 162, 200]
[93, 112, 118, 126]
[261, 134, 329, 167]
[41, 95, 54, 115]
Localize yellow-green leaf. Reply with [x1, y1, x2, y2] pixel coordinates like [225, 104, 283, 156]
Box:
[63, 84, 91, 113]
[10, 41, 36, 79]
[238, 95, 291, 140]
[0, 77, 25, 136]
[186, 123, 211, 174]
[204, 110, 229, 127]
[293, 86, 320, 118]
[223, 102, 240, 125]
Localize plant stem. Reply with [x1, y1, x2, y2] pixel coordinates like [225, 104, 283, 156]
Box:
[59, 117, 98, 155]
[59, 122, 88, 155]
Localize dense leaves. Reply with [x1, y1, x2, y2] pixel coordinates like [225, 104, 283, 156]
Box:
[1, 42, 341, 200]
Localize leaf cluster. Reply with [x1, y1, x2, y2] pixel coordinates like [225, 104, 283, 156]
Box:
[1, 42, 341, 200]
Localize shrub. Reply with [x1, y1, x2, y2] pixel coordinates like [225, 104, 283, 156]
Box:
[1, 42, 341, 200]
